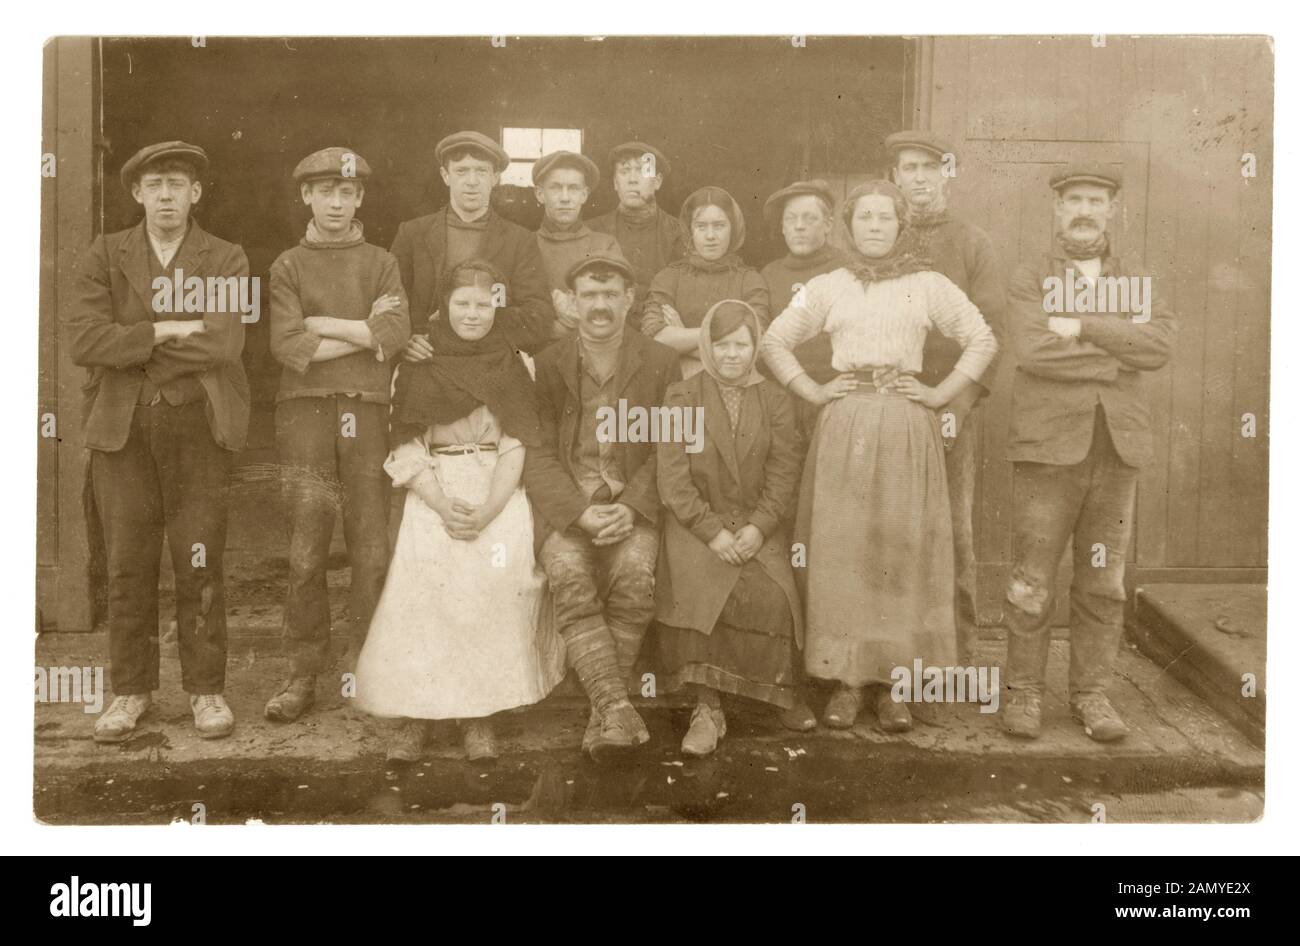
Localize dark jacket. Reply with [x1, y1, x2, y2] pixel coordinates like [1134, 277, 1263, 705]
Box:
[913, 212, 1007, 393]
[64, 220, 250, 452]
[654, 373, 805, 644]
[1007, 249, 1176, 468]
[524, 329, 682, 540]
[389, 207, 553, 351]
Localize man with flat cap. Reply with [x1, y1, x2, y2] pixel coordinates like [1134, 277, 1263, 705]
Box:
[887, 129, 1007, 668]
[65, 140, 251, 743]
[531, 150, 625, 338]
[587, 141, 683, 323]
[390, 130, 553, 360]
[524, 253, 681, 762]
[265, 146, 410, 723]
[1001, 164, 1175, 743]
[760, 181, 846, 411]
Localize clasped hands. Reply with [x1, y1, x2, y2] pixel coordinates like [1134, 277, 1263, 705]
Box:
[708, 523, 764, 566]
[577, 503, 637, 547]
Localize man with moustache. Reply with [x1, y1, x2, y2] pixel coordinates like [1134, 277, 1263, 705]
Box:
[588, 141, 682, 322]
[390, 130, 554, 360]
[887, 130, 1007, 666]
[524, 254, 681, 762]
[1001, 166, 1175, 742]
[531, 150, 624, 338]
[65, 141, 250, 743]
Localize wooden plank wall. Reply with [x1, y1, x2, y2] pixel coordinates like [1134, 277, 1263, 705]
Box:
[40, 37, 97, 632]
[823, 36, 1271, 620]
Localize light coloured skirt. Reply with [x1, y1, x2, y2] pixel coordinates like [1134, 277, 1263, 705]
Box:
[355, 451, 566, 720]
[795, 388, 956, 687]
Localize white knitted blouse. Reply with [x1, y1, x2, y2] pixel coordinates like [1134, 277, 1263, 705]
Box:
[760, 267, 997, 387]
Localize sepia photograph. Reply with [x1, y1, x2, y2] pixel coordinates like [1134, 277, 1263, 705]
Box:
[29, 29, 1271, 832]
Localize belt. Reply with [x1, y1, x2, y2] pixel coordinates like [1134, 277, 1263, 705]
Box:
[432, 443, 498, 456]
[847, 367, 913, 395]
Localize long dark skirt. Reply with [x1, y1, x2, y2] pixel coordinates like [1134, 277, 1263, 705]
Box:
[656, 560, 797, 708]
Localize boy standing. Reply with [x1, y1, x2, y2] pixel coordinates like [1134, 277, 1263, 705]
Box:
[265, 147, 410, 722]
[390, 130, 554, 359]
[587, 141, 682, 321]
[531, 150, 623, 337]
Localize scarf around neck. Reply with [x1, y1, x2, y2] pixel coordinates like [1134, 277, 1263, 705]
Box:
[1057, 229, 1111, 261]
[844, 227, 932, 285]
[617, 202, 659, 227]
[303, 218, 365, 248]
[390, 312, 540, 448]
[539, 216, 590, 241]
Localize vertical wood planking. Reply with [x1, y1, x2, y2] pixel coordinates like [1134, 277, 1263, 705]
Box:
[53, 37, 96, 631]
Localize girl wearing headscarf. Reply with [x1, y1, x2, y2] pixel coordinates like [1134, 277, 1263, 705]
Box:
[760, 181, 997, 733]
[654, 300, 806, 756]
[355, 260, 565, 763]
[641, 186, 770, 378]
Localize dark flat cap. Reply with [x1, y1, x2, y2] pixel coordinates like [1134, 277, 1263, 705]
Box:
[532, 151, 600, 189]
[884, 130, 956, 161]
[565, 252, 635, 289]
[607, 141, 671, 177]
[1050, 164, 1123, 193]
[435, 131, 510, 172]
[120, 140, 209, 192]
[293, 147, 372, 184]
[763, 179, 837, 223]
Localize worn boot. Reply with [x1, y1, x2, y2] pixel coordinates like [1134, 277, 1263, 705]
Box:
[823, 684, 862, 729]
[681, 691, 727, 757]
[1071, 692, 1130, 742]
[1002, 689, 1044, 739]
[462, 719, 499, 761]
[581, 707, 602, 755]
[591, 702, 650, 763]
[565, 624, 648, 762]
[94, 693, 152, 744]
[874, 686, 913, 733]
[190, 694, 235, 739]
[386, 718, 426, 762]
[779, 696, 818, 732]
[264, 676, 316, 722]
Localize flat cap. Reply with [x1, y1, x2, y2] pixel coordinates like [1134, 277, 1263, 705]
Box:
[120, 140, 209, 192]
[1050, 164, 1123, 193]
[292, 147, 372, 184]
[763, 179, 837, 223]
[435, 131, 510, 173]
[532, 150, 600, 189]
[884, 130, 956, 161]
[607, 141, 671, 177]
[565, 252, 636, 289]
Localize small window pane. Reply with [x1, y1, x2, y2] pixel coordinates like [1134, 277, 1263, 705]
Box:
[541, 128, 583, 154]
[500, 160, 536, 188]
[502, 127, 543, 159]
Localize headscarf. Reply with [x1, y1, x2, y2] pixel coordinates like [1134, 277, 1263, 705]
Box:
[389, 262, 541, 447]
[840, 179, 931, 284]
[699, 299, 764, 389]
[679, 185, 749, 273]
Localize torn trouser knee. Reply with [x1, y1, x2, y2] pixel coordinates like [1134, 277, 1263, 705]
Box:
[1004, 571, 1054, 693]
